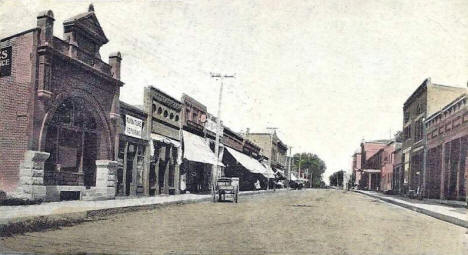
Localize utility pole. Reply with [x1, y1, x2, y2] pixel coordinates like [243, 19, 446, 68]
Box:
[266, 127, 278, 190]
[210, 73, 235, 201]
[288, 146, 292, 189]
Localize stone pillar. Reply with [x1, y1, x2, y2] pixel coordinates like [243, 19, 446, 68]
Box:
[15, 151, 49, 200]
[94, 160, 118, 200]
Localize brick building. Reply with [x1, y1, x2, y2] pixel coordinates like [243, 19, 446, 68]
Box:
[116, 102, 148, 197]
[0, 5, 122, 201]
[245, 131, 288, 182]
[402, 78, 466, 194]
[359, 140, 392, 190]
[392, 147, 403, 194]
[424, 92, 467, 202]
[180, 94, 221, 193]
[143, 86, 183, 196]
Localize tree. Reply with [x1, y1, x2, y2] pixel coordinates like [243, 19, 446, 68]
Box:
[329, 170, 345, 187]
[292, 153, 326, 187]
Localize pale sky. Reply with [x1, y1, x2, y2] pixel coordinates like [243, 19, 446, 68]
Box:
[1, 0, 467, 182]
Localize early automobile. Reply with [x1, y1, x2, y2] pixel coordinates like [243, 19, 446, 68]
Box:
[214, 177, 239, 203]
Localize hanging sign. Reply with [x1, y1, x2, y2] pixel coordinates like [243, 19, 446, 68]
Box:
[0, 46, 12, 77]
[125, 115, 143, 139]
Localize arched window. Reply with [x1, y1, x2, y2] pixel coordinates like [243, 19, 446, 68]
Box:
[45, 97, 100, 187]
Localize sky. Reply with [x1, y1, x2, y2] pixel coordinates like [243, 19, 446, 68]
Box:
[1, 0, 467, 182]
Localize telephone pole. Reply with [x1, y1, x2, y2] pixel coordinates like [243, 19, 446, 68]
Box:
[266, 127, 278, 190]
[210, 73, 235, 201]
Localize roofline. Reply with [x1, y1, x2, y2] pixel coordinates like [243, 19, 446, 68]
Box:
[147, 85, 182, 105]
[120, 101, 147, 116]
[1, 27, 39, 42]
[425, 93, 467, 123]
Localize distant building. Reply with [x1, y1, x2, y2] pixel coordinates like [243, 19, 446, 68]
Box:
[244, 131, 288, 184]
[424, 92, 467, 202]
[351, 152, 362, 187]
[402, 78, 466, 194]
[359, 140, 392, 190]
[392, 147, 403, 194]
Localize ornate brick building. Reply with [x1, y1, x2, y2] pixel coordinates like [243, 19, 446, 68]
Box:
[0, 5, 122, 201]
[425, 92, 467, 202]
[402, 78, 466, 194]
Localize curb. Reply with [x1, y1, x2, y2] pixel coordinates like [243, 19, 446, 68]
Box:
[0, 188, 289, 236]
[354, 190, 468, 229]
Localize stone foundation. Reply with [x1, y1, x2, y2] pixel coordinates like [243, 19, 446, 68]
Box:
[13, 150, 50, 200]
[82, 160, 118, 200]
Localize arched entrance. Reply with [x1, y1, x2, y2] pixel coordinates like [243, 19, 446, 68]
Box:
[43, 97, 101, 187]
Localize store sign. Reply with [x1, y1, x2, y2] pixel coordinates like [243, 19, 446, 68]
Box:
[205, 116, 223, 136]
[125, 115, 143, 139]
[0, 46, 12, 77]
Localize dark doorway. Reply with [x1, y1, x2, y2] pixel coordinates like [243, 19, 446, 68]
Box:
[44, 98, 100, 186]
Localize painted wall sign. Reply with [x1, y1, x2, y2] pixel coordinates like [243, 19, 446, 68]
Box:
[125, 115, 143, 139]
[0, 46, 12, 77]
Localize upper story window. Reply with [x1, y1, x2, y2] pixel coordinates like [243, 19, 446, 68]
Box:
[404, 111, 410, 123]
[416, 104, 422, 115]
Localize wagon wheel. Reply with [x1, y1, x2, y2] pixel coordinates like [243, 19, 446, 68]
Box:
[218, 190, 222, 202]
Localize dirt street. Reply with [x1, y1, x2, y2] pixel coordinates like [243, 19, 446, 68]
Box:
[1, 189, 467, 255]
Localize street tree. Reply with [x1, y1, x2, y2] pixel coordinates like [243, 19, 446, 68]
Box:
[292, 153, 326, 187]
[329, 170, 345, 187]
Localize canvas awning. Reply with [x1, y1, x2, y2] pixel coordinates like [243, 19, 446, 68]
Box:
[150, 133, 181, 157]
[290, 173, 298, 181]
[182, 131, 224, 166]
[151, 133, 181, 147]
[274, 168, 285, 178]
[363, 169, 381, 173]
[226, 147, 273, 178]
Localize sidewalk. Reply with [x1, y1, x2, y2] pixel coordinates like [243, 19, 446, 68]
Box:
[0, 189, 289, 235]
[355, 190, 468, 228]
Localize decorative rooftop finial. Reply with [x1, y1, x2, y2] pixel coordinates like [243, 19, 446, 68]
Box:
[88, 4, 95, 12]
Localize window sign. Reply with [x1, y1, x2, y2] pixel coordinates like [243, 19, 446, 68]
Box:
[0, 46, 12, 77]
[125, 115, 143, 139]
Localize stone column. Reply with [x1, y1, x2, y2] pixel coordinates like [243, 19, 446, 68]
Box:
[15, 151, 50, 200]
[94, 160, 118, 200]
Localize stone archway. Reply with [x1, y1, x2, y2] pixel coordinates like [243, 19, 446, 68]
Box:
[39, 92, 113, 188]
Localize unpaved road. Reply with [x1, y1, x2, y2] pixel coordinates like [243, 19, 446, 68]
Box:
[1, 189, 467, 254]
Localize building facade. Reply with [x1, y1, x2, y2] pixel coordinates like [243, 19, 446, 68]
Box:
[244, 131, 288, 179]
[351, 152, 362, 187]
[116, 102, 148, 197]
[402, 78, 466, 194]
[0, 6, 122, 201]
[425, 93, 467, 202]
[180, 94, 219, 193]
[392, 147, 403, 194]
[143, 86, 183, 196]
[359, 140, 391, 190]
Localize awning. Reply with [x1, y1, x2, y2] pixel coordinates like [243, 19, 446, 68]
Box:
[363, 169, 381, 173]
[150, 133, 181, 157]
[183, 131, 224, 166]
[262, 164, 276, 179]
[273, 168, 285, 178]
[290, 173, 298, 181]
[226, 147, 274, 178]
[151, 133, 181, 147]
